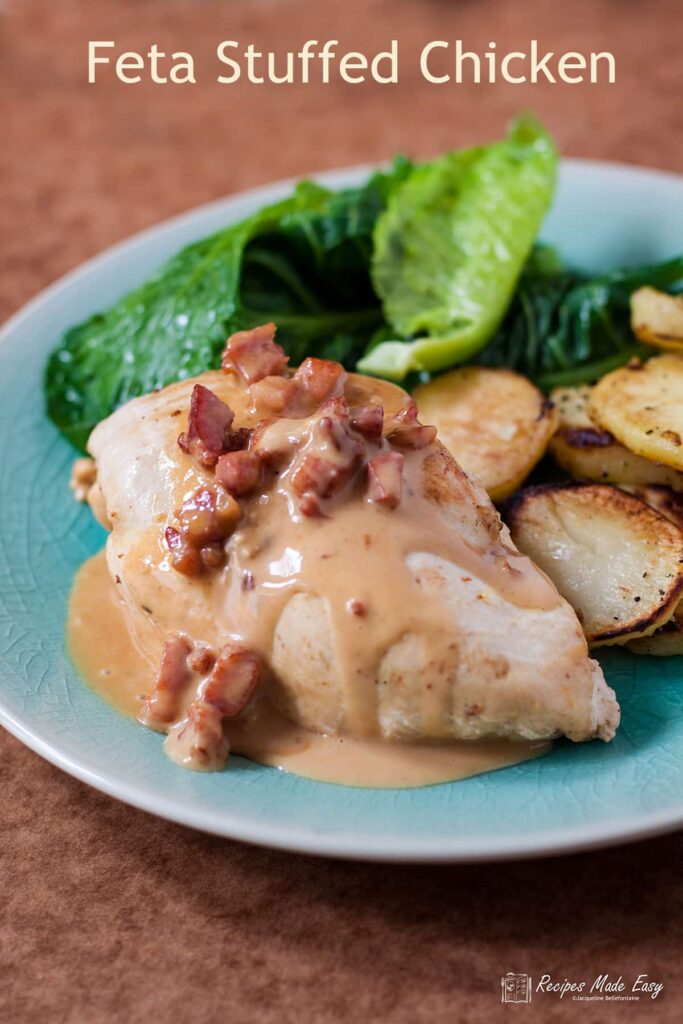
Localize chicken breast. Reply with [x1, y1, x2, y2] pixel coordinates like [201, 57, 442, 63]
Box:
[86, 328, 619, 768]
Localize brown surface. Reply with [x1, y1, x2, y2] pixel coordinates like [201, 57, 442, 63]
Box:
[1, 0, 682, 1020]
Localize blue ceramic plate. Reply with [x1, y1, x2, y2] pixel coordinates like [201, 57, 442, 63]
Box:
[1, 161, 682, 862]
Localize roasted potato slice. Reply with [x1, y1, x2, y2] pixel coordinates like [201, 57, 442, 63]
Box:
[631, 287, 683, 352]
[504, 482, 683, 646]
[623, 484, 683, 531]
[413, 367, 556, 502]
[550, 385, 683, 490]
[628, 602, 683, 656]
[624, 484, 683, 655]
[589, 354, 683, 472]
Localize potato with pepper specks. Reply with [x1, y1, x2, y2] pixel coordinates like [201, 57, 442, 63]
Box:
[624, 484, 683, 655]
[589, 354, 683, 472]
[631, 287, 683, 353]
[549, 384, 683, 490]
[504, 482, 683, 647]
[414, 367, 557, 502]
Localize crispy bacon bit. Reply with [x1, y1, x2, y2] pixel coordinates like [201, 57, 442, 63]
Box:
[200, 542, 226, 570]
[139, 633, 193, 730]
[151, 638, 263, 771]
[221, 323, 289, 384]
[215, 450, 262, 497]
[250, 357, 348, 419]
[165, 643, 261, 770]
[367, 451, 404, 510]
[249, 417, 293, 465]
[188, 646, 216, 675]
[292, 454, 351, 501]
[203, 643, 261, 717]
[168, 701, 229, 771]
[166, 483, 240, 577]
[179, 485, 239, 543]
[165, 526, 202, 577]
[178, 385, 245, 467]
[291, 357, 347, 411]
[289, 399, 365, 512]
[242, 571, 255, 592]
[298, 493, 324, 518]
[386, 401, 437, 450]
[249, 375, 297, 417]
[350, 405, 383, 442]
[318, 395, 348, 420]
[249, 359, 346, 420]
[347, 599, 366, 617]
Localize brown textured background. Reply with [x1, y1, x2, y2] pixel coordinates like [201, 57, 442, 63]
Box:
[1, 1, 682, 1020]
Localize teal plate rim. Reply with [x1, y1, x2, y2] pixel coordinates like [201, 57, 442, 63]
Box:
[1, 159, 682, 862]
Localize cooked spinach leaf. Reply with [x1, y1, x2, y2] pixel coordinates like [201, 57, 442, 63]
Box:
[46, 163, 410, 449]
[479, 250, 683, 389]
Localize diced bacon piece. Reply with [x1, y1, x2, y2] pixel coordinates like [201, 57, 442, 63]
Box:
[139, 633, 193, 730]
[203, 643, 261, 717]
[249, 358, 346, 419]
[224, 427, 252, 452]
[318, 395, 348, 419]
[367, 451, 405, 510]
[249, 375, 298, 417]
[179, 485, 240, 544]
[291, 357, 347, 412]
[215, 450, 262, 497]
[188, 646, 216, 675]
[395, 400, 419, 423]
[250, 417, 304, 465]
[291, 453, 351, 501]
[165, 526, 202, 577]
[178, 385, 238, 467]
[221, 323, 289, 384]
[167, 700, 229, 771]
[298, 493, 324, 518]
[199, 542, 226, 570]
[350, 405, 383, 442]
[289, 398, 365, 511]
[166, 484, 240, 577]
[387, 401, 437, 450]
[249, 418, 279, 461]
[316, 402, 364, 461]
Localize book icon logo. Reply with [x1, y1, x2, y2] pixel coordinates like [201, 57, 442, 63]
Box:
[501, 973, 532, 1004]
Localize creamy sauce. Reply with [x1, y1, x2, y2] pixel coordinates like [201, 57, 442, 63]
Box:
[95, 372, 560, 748]
[69, 552, 550, 787]
[219, 430, 560, 740]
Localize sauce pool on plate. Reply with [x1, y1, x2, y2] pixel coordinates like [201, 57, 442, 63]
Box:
[68, 551, 550, 788]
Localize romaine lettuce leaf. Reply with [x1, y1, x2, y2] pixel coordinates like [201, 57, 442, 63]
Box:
[358, 115, 557, 379]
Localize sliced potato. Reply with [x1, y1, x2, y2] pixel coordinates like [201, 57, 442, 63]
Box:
[624, 483, 683, 655]
[589, 354, 683, 471]
[504, 482, 683, 646]
[631, 286, 683, 352]
[550, 385, 595, 431]
[628, 602, 683, 656]
[622, 484, 683, 531]
[413, 367, 557, 502]
[550, 385, 683, 491]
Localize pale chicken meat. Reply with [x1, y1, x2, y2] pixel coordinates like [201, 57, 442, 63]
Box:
[85, 325, 619, 770]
